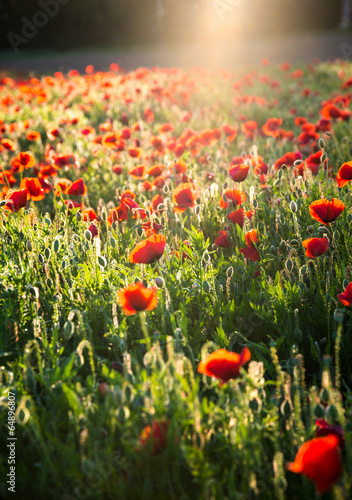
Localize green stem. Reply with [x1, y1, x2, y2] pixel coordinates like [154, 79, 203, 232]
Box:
[139, 311, 151, 351]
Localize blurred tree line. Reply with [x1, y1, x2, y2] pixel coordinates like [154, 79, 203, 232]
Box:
[0, 0, 348, 52]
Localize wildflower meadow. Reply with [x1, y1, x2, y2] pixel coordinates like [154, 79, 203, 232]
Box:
[1, 58, 352, 499]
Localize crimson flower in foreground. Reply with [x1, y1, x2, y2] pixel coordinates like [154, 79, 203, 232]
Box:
[239, 229, 260, 262]
[198, 347, 250, 385]
[309, 198, 345, 225]
[302, 237, 329, 258]
[116, 282, 157, 316]
[129, 234, 166, 264]
[3, 189, 27, 212]
[315, 419, 345, 450]
[336, 161, 352, 187]
[286, 435, 342, 494]
[337, 281, 352, 306]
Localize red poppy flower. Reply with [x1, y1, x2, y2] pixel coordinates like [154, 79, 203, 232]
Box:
[286, 435, 342, 494]
[241, 120, 258, 139]
[228, 164, 249, 183]
[172, 183, 199, 213]
[222, 123, 237, 143]
[149, 194, 164, 213]
[148, 164, 164, 178]
[3, 189, 27, 212]
[47, 127, 61, 141]
[302, 238, 329, 258]
[0, 170, 16, 187]
[219, 189, 246, 209]
[15, 152, 36, 171]
[81, 208, 99, 222]
[239, 229, 259, 262]
[102, 131, 120, 149]
[65, 178, 87, 196]
[54, 178, 72, 197]
[198, 347, 250, 385]
[129, 234, 166, 264]
[215, 230, 230, 248]
[227, 208, 253, 228]
[336, 161, 352, 188]
[315, 420, 345, 449]
[128, 147, 142, 158]
[26, 131, 41, 141]
[1, 138, 16, 151]
[337, 281, 352, 306]
[87, 224, 98, 238]
[20, 177, 45, 201]
[309, 199, 345, 225]
[139, 419, 170, 455]
[128, 164, 146, 179]
[116, 281, 158, 315]
[262, 117, 282, 137]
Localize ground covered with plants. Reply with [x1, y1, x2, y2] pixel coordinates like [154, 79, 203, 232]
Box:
[0, 59, 352, 499]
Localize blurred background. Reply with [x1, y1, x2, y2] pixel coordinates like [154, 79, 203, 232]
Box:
[0, 0, 351, 69]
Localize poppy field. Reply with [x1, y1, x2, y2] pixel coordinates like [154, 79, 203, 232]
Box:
[1, 59, 352, 499]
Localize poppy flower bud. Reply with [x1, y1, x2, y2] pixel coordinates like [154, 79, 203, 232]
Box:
[307, 225, 313, 234]
[269, 245, 276, 255]
[325, 404, 339, 422]
[293, 327, 303, 343]
[26, 240, 33, 251]
[343, 278, 350, 289]
[280, 400, 292, 418]
[333, 309, 344, 323]
[46, 277, 53, 288]
[285, 259, 293, 272]
[320, 388, 330, 405]
[299, 265, 307, 276]
[137, 226, 143, 237]
[195, 205, 201, 215]
[38, 254, 44, 264]
[279, 240, 286, 251]
[155, 276, 165, 288]
[44, 248, 51, 260]
[202, 281, 210, 293]
[110, 237, 116, 248]
[76, 211, 82, 222]
[318, 138, 325, 150]
[84, 229, 92, 241]
[314, 404, 325, 419]
[162, 184, 169, 194]
[290, 201, 297, 213]
[226, 266, 234, 278]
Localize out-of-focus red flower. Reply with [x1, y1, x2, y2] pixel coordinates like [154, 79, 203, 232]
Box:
[337, 281, 352, 306]
[129, 234, 166, 264]
[117, 281, 157, 315]
[20, 177, 45, 201]
[302, 238, 329, 258]
[227, 208, 252, 228]
[128, 164, 146, 179]
[81, 208, 99, 222]
[315, 420, 345, 449]
[228, 163, 250, 183]
[26, 131, 41, 141]
[0, 170, 16, 187]
[172, 183, 199, 213]
[239, 229, 259, 262]
[54, 178, 72, 196]
[336, 161, 352, 187]
[222, 123, 237, 143]
[241, 120, 258, 139]
[286, 435, 342, 494]
[309, 199, 345, 225]
[3, 189, 27, 212]
[1, 138, 16, 151]
[87, 223, 98, 238]
[139, 419, 170, 455]
[262, 118, 282, 137]
[215, 230, 230, 248]
[198, 347, 250, 385]
[65, 178, 87, 196]
[219, 189, 246, 209]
